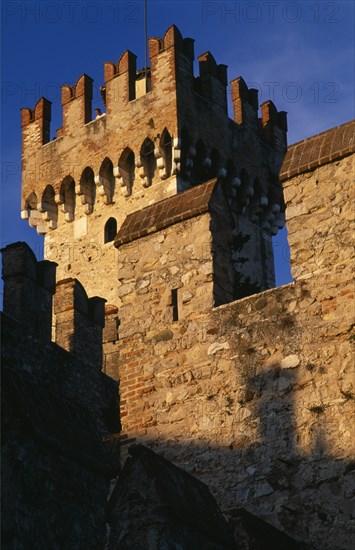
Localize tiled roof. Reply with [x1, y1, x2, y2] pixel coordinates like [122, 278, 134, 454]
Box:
[115, 121, 354, 246]
[115, 179, 218, 246]
[280, 120, 354, 181]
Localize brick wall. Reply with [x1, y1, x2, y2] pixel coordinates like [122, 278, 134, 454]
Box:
[18, 20, 354, 548]
[112, 152, 354, 549]
[21, 25, 286, 303]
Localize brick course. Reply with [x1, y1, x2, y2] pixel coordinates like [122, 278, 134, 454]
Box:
[17, 22, 355, 550]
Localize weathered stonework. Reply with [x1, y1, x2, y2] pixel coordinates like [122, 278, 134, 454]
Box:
[2, 366, 113, 550]
[1, 243, 118, 549]
[283, 152, 354, 282]
[17, 21, 355, 550]
[116, 276, 354, 546]
[21, 25, 286, 303]
[112, 124, 355, 549]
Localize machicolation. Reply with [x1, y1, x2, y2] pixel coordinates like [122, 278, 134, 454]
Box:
[2, 22, 355, 550]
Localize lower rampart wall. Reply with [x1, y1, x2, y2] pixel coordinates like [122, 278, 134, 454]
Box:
[112, 264, 354, 549]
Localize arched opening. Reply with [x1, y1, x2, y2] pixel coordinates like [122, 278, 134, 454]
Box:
[80, 167, 96, 212]
[221, 160, 236, 203]
[140, 138, 156, 187]
[180, 127, 191, 180]
[41, 185, 58, 225]
[192, 139, 207, 185]
[240, 168, 249, 189]
[60, 176, 76, 221]
[104, 217, 117, 244]
[99, 157, 115, 203]
[160, 128, 172, 179]
[226, 160, 236, 181]
[262, 176, 282, 235]
[239, 169, 251, 214]
[118, 148, 135, 195]
[210, 149, 219, 179]
[268, 171, 283, 216]
[226, 168, 247, 215]
[249, 178, 263, 223]
[25, 191, 38, 212]
[22, 192, 40, 226]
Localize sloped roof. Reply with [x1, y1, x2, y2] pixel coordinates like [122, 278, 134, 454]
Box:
[115, 121, 354, 246]
[280, 120, 354, 181]
[107, 444, 308, 548]
[115, 179, 218, 247]
[107, 444, 237, 548]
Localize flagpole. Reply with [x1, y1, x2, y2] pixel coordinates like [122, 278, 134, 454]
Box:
[144, 0, 148, 91]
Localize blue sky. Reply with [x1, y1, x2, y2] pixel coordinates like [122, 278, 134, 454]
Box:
[1, 0, 354, 289]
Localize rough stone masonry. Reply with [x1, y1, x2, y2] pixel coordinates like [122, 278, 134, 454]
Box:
[19, 22, 355, 550]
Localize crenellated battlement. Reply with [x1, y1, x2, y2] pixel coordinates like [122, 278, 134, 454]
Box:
[1, 241, 56, 342]
[60, 73, 93, 132]
[21, 97, 52, 145]
[21, 24, 287, 302]
[54, 277, 106, 367]
[1, 241, 109, 370]
[8, 10, 355, 540]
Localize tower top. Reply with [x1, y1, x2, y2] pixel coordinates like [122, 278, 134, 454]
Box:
[21, 24, 287, 238]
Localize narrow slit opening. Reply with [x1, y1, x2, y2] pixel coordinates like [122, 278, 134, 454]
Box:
[171, 289, 178, 321]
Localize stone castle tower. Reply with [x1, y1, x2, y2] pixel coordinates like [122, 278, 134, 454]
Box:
[17, 24, 354, 549]
[21, 24, 287, 307]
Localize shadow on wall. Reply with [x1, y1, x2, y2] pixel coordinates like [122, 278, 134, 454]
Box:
[106, 443, 313, 550]
[2, 306, 353, 549]
[119, 361, 354, 550]
[209, 182, 291, 306]
[1, 241, 352, 549]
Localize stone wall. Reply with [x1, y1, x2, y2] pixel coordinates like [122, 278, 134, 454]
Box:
[111, 150, 354, 549]
[114, 277, 353, 548]
[283, 154, 354, 281]
[1, 242, 120, 549]
[1, 242, 119, 435]
[21, 25, 287, 302]
[2, 365, 113, 550]
[18, 19, 354, 547]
